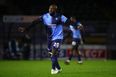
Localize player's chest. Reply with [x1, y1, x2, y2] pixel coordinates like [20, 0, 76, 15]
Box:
[44, 16, 59, 23]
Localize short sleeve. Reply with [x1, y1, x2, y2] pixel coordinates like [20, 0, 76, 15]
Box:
[61, 15, 68, 23]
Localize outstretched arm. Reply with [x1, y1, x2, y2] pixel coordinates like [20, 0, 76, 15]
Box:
[18, 16, 42, 33]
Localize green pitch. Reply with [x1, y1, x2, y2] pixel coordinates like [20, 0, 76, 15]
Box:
[0, 60, 116, 77]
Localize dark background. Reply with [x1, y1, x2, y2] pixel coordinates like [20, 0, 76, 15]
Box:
[0, 0, 116, 59]
[0, 0, 116, 21]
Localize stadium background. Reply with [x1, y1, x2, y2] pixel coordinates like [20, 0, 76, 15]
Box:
[0, 0, 116, 60]
[0, 0, 116, 77]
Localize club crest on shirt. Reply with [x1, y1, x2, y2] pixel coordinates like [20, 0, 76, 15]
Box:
[55, 18, 58, 20]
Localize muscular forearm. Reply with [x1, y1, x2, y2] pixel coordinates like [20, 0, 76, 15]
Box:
[25, 19, 41, 32]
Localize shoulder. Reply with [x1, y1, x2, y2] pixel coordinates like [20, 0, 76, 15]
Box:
[61, 14, 67, 18]
[42, 13, 50, 18]
[60, 14, 68, 21]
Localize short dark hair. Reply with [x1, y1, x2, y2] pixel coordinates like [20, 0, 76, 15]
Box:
[49, 4, 58, 9]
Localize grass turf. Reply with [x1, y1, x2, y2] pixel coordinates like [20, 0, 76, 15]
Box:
[0, 60, 116, 77]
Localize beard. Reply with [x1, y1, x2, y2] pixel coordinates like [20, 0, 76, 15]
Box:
[49, 12, 56, 16]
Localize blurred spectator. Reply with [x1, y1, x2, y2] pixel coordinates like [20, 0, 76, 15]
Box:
[3, 42, 11, 59]
[8, 39, 21, 59]
[3, 39, 21, 60]
[20, 34, 31, 60]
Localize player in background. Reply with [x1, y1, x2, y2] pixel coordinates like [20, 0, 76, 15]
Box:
[65, 16, 84, 64]
[19, 4, 68, 74]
